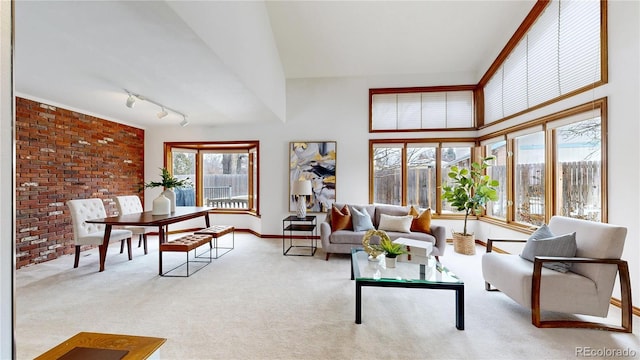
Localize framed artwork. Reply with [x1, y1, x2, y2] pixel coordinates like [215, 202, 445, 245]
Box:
[289, 141, 336, 213]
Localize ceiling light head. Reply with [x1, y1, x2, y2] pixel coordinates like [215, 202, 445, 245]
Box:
[125, 94, 136, 108]
[157, 107, 168, 119]
[180, 116, 189, 127]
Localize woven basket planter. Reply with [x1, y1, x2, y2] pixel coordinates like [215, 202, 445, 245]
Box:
[452, 232, 475, 255]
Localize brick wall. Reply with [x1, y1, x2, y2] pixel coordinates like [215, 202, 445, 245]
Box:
[15, 97, 144, 269]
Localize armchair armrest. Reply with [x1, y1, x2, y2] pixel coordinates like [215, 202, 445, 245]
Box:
[485, 238, 527, 253]
[531, 256, 632, 332]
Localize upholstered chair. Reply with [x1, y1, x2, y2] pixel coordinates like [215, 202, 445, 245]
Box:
[482, 216, 631, 332]
[115, 195, 152, 254]
[67, 198, 133, 268]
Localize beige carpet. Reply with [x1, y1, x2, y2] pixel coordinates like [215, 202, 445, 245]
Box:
[15, 233, 640, 360]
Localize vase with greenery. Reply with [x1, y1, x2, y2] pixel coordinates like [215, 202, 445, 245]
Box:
[441, 156, 500, 254]
[143, 168, 192, 213]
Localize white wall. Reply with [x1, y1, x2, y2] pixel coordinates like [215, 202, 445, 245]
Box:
[146, 0, 640, 302]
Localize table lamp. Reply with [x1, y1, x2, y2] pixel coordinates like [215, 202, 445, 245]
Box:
[292, 180, 312, 218]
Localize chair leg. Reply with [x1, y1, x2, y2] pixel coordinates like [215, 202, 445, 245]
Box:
[142, 234, 148, 255]
[120, 240, 125, 254]
[74, 245, 81, 268]
[127, 238, 132, 260]
[138, 235, 142, 248]
[325, 252, 331, 261]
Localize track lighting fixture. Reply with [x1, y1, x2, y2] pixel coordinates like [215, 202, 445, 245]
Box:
[157, 107, 168, 119]
[125, 94, 136, 108]
[124, 89, 187, 126]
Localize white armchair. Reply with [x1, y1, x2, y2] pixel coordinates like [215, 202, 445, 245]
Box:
[115, 195, 152, 254]
[482, 216, 632, 332]
[67, 198, 133, 268]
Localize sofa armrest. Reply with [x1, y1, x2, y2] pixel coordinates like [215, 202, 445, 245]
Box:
[486, 238, 527, 253]
[320, 221, 332, 249]
[429, 224, 447, 256]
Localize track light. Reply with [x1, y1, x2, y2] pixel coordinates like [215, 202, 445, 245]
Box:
[124, 89, 188, 126]
[125, 94, 136, 108]
[157, 107, 168, 119]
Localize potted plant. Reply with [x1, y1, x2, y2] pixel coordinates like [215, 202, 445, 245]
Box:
[143, 168, 192, 213]
[441, 156, 499, 255]
[375, 236, 407, 268]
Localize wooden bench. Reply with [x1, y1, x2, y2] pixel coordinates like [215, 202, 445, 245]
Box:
[159, 234, 213, 277]
[194, 225, 235, 258]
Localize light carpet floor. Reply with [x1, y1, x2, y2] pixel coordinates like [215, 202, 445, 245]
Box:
[15, 233, 640, 360]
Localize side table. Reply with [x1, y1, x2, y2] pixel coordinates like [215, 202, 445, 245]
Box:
[282, 215, 317, 256]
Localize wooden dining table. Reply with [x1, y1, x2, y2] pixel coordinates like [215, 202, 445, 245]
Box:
[85, 206, 213, 272]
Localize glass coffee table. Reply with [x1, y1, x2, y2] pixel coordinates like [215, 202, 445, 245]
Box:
[350, 247, 465, 330]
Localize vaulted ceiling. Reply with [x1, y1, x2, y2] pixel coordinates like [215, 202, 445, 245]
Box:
[14, 1, 535, 128]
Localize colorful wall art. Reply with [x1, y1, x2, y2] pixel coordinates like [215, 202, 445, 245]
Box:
[289, 141, 336, 213]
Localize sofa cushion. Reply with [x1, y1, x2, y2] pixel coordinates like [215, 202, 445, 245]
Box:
[520, 231, 577, 273]
[331, 205, 352, 231]
[378, 214, 412, 233]
[329, 230, 369, 245]
[350, 206, 375, 232]
[374, 204, 410, 227]
[408, 206, 432, 234]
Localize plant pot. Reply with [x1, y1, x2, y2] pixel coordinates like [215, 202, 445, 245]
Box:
[384, 255, 397, 268]
[152, 193, 171, 215]
[162, 188, 176, 213]
[452, 232, 475, 255]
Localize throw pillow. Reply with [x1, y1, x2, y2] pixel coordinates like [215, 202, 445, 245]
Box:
[378, 213, 413, 233]
[528, 224, 554, 241]
[350, 206, 375, 232]
[408, 206, 432, 234]
[331, 205, 353, 231]
[520, 231, 577, 272]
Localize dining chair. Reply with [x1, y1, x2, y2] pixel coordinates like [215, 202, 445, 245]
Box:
[115, 195, 152, 254]
[67, 198, 133, 268]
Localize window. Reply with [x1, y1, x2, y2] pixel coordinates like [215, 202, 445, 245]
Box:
[483, 138, 507, 219]
[370, 87, 475, 131]
[441, 146, 472, 214]
[551, 111, 602, 221]
[406, 144, 437, 209]
[483, 0, 604, 124]
[372, 144, 402, 205]
[165, 141, 259, 213]
[171, 148, 196, 206]
[512, 129, 546, 226]
[370, 141, 472, 214]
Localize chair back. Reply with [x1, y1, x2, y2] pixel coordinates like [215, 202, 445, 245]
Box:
[548, 216, 626, 308]
[67, 199, 107, 243]
[115, 195, 144, 215]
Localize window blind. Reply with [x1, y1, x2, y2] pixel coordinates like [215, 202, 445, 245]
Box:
[484, 0, 601, 124]
[372, 90, 473, 131]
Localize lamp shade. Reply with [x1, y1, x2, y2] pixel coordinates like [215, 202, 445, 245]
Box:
[292, 180, 312, 196]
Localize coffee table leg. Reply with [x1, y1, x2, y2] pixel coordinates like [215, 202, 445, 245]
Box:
[456, 286, 465, 330]
[355, 282, 362, 324]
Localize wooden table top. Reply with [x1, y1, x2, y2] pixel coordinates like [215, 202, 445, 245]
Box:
[86, 206, 213, 226]
[34, 332, 167, 360]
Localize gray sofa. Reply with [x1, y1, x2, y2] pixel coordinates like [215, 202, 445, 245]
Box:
[319, 203, 446, 260]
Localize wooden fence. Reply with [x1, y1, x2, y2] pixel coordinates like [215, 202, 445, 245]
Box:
[373, 161, 601, 223]
[175, 174, 248, 208]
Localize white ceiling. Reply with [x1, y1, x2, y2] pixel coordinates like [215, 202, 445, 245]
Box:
[14, 0, 535, 128]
